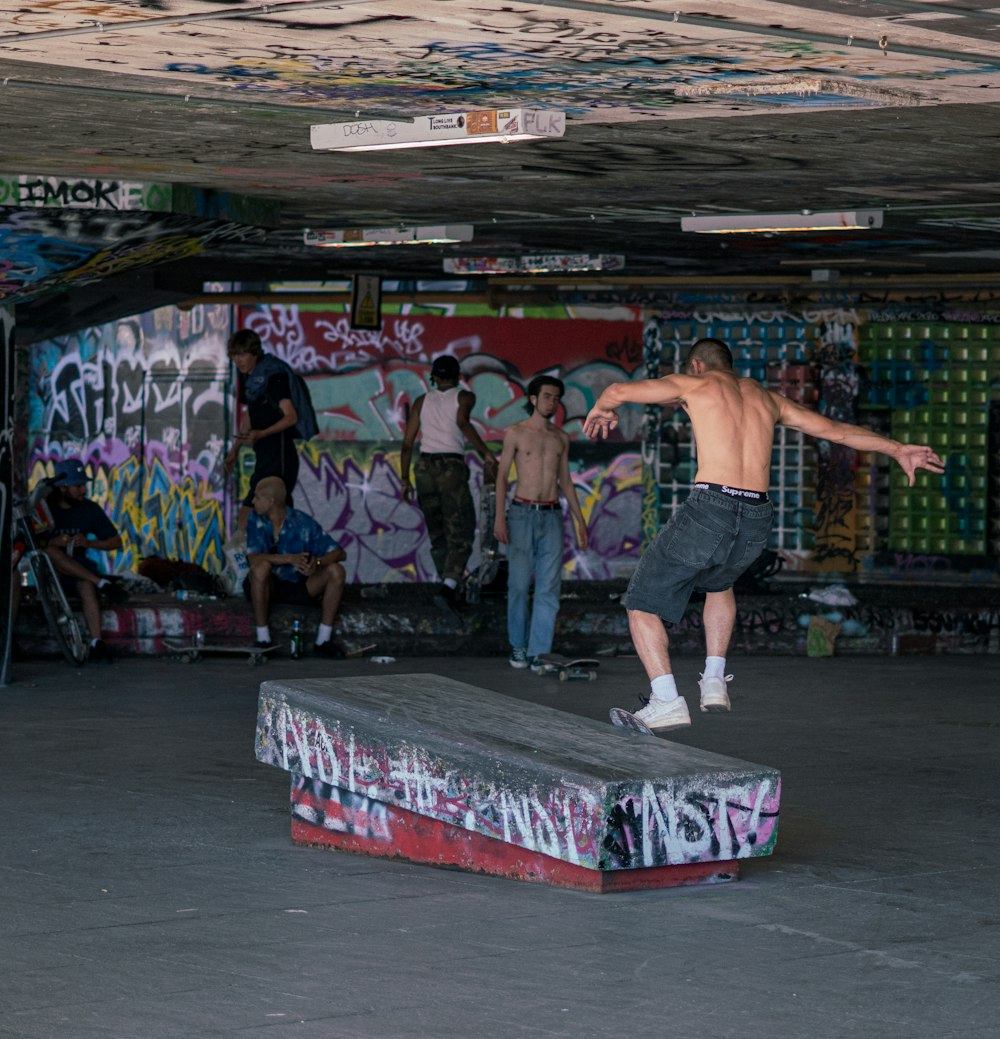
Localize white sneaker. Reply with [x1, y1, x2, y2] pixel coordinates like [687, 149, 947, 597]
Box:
[634, 696, 691, 731]
[807, 584, 857, 607]
[699, 674, 733, 713]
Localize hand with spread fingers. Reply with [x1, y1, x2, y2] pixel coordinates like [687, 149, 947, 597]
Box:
[896, 444, 947, 486]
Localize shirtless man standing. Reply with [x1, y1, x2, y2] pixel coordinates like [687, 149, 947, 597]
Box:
[584, 337, 945, 731]
[495, 375, 588, 670]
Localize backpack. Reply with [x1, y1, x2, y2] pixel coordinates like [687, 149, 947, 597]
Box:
[246, 357, 319, 441]
[283, 365, 319, 441]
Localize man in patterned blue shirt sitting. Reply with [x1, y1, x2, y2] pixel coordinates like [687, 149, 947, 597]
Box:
[244, 476, 347, 656]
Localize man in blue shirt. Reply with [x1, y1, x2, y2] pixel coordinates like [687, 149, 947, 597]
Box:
[244, 476, 347, 656]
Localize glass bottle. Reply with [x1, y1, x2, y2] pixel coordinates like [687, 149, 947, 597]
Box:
[290, 619, 303, 660]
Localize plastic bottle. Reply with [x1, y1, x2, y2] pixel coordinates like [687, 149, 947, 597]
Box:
[290, 619, 303, 660]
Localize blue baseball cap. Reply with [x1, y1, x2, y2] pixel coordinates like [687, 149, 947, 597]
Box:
[53, 458, 88, 486]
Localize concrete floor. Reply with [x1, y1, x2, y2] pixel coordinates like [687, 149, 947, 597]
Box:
[1, 652, 998, 1039]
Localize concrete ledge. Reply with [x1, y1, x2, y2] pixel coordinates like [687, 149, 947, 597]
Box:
[255, 675, 781, 891]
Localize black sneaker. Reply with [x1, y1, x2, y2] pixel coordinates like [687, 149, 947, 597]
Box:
[314, 640, 345, 659]
[254, 639, 273, 650]
[100, 579, 129, 605]
[89, 639, 114, 663]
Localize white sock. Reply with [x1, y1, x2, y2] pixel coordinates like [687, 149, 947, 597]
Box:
[704, 655, 726, 680]
[650, 674, 678, 702]
[443, 577, 457, 589]
[256, 626, 271, 643]
[316, 623, 333, 645]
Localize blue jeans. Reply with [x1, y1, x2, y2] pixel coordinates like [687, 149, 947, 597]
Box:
[506, 503, 564, 657]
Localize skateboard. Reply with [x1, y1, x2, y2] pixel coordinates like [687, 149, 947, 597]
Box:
[466, 478, 501, 605]
[165, 639, 278, 666]
[535, 653, 599, 682]
[609, 707, 654, 734]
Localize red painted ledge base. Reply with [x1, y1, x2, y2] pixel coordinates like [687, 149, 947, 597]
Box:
[289, 790, 739, 894]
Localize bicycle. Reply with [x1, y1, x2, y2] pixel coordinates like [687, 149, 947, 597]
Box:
[12, 477, 89, 666]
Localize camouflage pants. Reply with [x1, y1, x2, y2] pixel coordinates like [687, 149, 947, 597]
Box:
[415, 454, 475, 583]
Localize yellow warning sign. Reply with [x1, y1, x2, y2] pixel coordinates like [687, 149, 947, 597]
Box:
[351, 274, 382, 329]
[356, 291, 376, 325]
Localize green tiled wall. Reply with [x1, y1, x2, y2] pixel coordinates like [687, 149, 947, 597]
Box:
[858, 323, 998, 556]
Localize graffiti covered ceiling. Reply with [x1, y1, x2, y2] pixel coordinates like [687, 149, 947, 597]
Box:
[2, 0, 1000, 338]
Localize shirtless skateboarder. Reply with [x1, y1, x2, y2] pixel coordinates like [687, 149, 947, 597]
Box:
[584, 337, 945, 732]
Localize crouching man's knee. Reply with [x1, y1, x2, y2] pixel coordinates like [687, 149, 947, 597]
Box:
[322, 560, 345, 589]
[248, 557, 274, 583]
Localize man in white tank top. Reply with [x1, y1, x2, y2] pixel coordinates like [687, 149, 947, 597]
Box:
[400, 355, 498, 608]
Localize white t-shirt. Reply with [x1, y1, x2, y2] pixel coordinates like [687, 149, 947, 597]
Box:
[420, 387, 465, 454]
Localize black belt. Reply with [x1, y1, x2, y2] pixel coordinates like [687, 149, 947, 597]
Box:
[694, 482, 769, 503]
[422, 453, 465, 461]
[512, 500, 560, 511]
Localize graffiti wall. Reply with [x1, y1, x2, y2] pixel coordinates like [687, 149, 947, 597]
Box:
[25, 299, 998, 585]
[235, 302, 646, 582]
[28, 304, 233, 572]
[26, 300, 645, 582]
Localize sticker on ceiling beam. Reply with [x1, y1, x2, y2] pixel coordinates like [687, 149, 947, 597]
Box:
[674, 78, 919, 109]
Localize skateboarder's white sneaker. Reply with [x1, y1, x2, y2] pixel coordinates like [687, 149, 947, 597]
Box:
[529, 656, 545, 674]
[508, 647, 529, 669]
[699, 674, 732, 713]
[634, 696, 691, 731]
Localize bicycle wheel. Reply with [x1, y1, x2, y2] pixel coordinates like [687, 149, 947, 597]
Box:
[30, 555, 88, 665]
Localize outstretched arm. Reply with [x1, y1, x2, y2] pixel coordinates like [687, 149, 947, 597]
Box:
[776, 395, 945, 486]
[583, 374, 692, 440]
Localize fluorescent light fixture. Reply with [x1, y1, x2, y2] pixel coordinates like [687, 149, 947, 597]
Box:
[681, 209, 883, 234]
[444, 254, 624, 274]
[304, 225, 473, 247]
[311, 109, 565, 152]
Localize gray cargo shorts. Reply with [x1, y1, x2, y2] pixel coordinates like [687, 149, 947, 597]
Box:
[622, 486, 774, 623]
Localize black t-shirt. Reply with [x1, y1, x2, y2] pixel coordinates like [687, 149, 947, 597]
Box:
[49, 497, 118, 542]
[239, 369, 292, 432]
[238, 369, 297, 469]
[47, 496, 119, 575]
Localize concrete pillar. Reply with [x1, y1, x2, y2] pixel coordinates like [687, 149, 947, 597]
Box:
[0, 307, 13, 685]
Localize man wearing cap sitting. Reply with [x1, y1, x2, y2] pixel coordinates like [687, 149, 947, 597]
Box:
[45, 458, 128, 663]
[399, 355, 498, 611]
